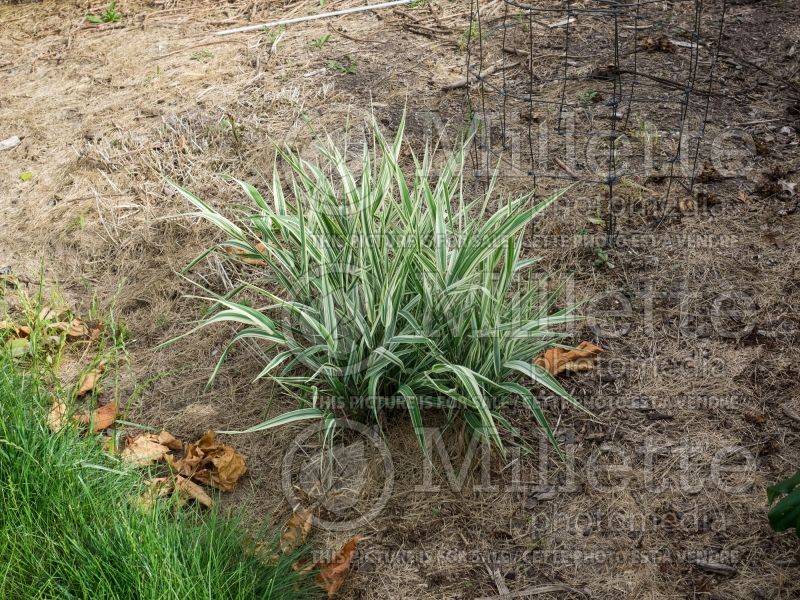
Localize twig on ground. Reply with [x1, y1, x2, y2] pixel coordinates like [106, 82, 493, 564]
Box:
[554, 157, 581, 180]
[215, 0, 414, 36]
[443, 61, 521, 91]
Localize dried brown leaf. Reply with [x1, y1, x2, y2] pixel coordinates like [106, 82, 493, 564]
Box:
[138, 477, 174, 509]
[89, 323, 103, 341]
[534, 341, 603, 376]
[38, 305, 67, 322]
[281, 508, 313, 554]
[77, 362, 105, 396]
[122, 435, 171, 466]
[73, 400, 119, 432]
[180, 431, 247, 491]
[196, 430, 219, 453]
[316, 536, 363, 597]
[166, 442, 205, 476]
[47, 400, 69, 432]
[175, 475, 213, 508]
[67, 318, 89, 338]
[156, 430, 183, 450]
[209, 446, 247, 491]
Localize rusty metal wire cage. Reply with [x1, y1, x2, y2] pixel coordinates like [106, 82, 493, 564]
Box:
[464, 0, 730, 244]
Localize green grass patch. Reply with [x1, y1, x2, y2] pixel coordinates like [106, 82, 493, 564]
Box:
[0, 357, 319, 599]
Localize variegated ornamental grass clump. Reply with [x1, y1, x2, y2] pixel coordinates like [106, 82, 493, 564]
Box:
[173, 119, 586, 454]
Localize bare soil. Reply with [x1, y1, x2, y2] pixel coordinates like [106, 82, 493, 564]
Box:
[1, 1, 799, 599]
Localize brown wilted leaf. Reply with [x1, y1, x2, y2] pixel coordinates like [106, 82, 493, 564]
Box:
[224, 243, 267, 266]
[38, 305, 67, 323]
[175, 475, 213, 508]
[138, 477, 175, 509]
[73, 400, 119, 432]
[47, 400, 69, 432]
[102, 435, 119, 453]
[77, 362, 105, 396]
[196, 430, 219, 452]
[156, 430, 183, 450]
[209, 446, 247, 491]
[0, 320, 17, 332]
[165, 441, 205, 476]
[281, 507, 313, 553]
[316, 536, 363, 597]
[89, 323, 103, 341]
[48, 318, 89, 338]
[175, 431, 247, 491]
[534, 341, 603, 376]
[0, 321, 31, 338]
[122, 435, 171, 466]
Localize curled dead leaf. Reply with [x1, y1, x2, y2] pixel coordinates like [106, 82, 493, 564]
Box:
[0, 320, 19, 333]
[534, 341, 603, 376]
[156, 430, 183, 450]
[175, 475, 213, 508]
[102, 434, 119, 453]
[47, 400, 69, 432]
[170, 431, 247, 491]
[224, 242, 267, 266]
[138, 477, 175, 509]
[165, 441, 204, 476]
[316, 536, 363, 597]
[194, 446, 247, 492]
[50, 318, 90, 338]
[89, 323, 103, 341]
[281, 507, 313, 554]
[38, 305, 67, 323]
[122, 435, 171, 466]
[73, 400, 119, 432]
[77, 362, 105, 396]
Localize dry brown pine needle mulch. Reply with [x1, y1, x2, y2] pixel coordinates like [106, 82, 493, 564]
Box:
[1, 1, 799, 598]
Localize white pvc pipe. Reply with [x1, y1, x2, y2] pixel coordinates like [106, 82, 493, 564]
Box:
[215, 0, 414, 36]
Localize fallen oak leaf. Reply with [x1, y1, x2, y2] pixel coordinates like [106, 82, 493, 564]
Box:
[67, 319, 90, 338]
[77, 362, 105, 396]
[316, 536, 363, 597]
[73, 400, 119, 432]
[281, 507, 313, 554]
[534, 341, 603, 376]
